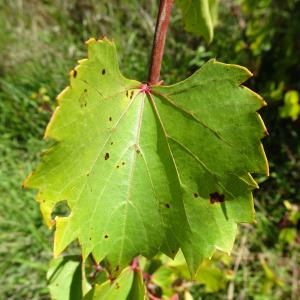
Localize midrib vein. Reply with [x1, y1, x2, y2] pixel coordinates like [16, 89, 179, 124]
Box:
[117, 92, 146, 266]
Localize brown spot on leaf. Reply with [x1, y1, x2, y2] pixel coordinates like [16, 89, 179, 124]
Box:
[116, 283, 120, 289]
[115, 265, 120, 272]
[193, 193, 199, 198]
[104, 153, 110, 160]
[110, 142, 114, 145]
[136, 149, 140, 154]
[104, 234, 109, 239]
[209, 192, 225, 204]
[165, 203, 170, 208]
[102, 69, 106, 75]
[116, 165, 120, 168]
[172, 278, 183, 288]
[109, 117, 112, 121]
[126, 90, 128, 97]
[130, 91, 134, 99]
[79, 89, 88, 108]
[122, 162, 125, 166]
[73, 70, 77, 78]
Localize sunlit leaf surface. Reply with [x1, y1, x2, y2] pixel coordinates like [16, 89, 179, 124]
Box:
[25, 38, 268, 276]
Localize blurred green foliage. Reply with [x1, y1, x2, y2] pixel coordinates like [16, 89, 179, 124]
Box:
[0, 0, 299, 299]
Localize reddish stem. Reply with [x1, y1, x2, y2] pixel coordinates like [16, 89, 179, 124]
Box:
[131, 256, 139, 271]
[148, 0, 174, 85]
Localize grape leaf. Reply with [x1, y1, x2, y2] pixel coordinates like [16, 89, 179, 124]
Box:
[176, 0, 219, 42]
[24, 38, 268, 276]
[126, 268, 146, 300]
[47, 256, 82, 300]
[84, 267, 145, 300]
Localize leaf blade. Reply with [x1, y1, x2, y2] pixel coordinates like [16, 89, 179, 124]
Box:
[25, 38, 268, 276]
[176, 0, 219, 42]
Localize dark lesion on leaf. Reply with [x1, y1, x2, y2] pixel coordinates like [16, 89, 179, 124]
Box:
[73, 69, 77, 78]
[104, 152, 110, 160]
[122, 162, 125, 166]
[109, 117, 112, 122]
[126, 90, 129, 97]
[79, 89, 88, 108]
[135, 144, 141, 154]
[209, 192, 225, 204]
[193, 193, 199, 198]
[115, 265, 120, 272]
[130, 90, 134, 99]
[165, 203, 170, 208]
[102, 68, 106, 75]
[104, 234, 109, 239]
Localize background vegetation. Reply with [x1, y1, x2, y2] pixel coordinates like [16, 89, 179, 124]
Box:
[0, 0, 299, 299]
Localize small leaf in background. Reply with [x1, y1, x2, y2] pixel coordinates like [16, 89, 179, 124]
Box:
[279, 90, 300, 121]
[25, 38, 267, 277]
[278, 200, 300, 245]
[279, 228, 297, 245]
[259, 256, 284, 290]
[195, 260, 227, 293]
[83, 266, 146, 300]
[269, 81, 285, 101]
[150, 251, 231, 296]
[152, 266, 176, 297]
[126, 269, 146, 300]
[47, 256, 82, 300]
[176, 0, 219, 42]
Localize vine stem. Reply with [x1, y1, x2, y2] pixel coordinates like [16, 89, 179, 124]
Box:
[132, 1, 173, 281]
[148, 0, 174, 85]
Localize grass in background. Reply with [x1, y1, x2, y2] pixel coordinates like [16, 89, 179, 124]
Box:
[0, 138, 51, 299]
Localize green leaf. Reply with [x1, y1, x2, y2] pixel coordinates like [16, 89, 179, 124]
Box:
[279, 228, 297, 245]
[47, 256, 83, 300]
[126, 269, 147, 300]
[152, 266, 176, 297]
[279, 90, 300, 121]
[176, 0, 219, 42]
[195, 260, 227, 292]
[85, 267, 134, 300]
[25, 38, 268, 276]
